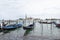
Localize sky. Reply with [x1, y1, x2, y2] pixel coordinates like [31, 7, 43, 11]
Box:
[0, 0, 60, 20]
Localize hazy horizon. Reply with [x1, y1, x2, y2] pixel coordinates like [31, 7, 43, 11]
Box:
[0, 0, 60, 20]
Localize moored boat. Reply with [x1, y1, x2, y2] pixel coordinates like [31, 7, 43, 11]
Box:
[23, 22, 34, 30]
[0, 23, 22, 30]
[52, 22, 60, 28]
[39, 21, 52, 24]
[23, 14, 34, 30]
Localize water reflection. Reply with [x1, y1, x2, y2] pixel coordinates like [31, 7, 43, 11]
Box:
[24, 28, 34, 36]
[3, 29, 16, 34]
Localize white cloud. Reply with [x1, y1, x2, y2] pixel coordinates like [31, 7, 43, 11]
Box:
[0, 0, 60, 19]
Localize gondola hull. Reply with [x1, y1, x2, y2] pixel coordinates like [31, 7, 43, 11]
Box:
[23, 21, 34, 30]
[56, 24, 60, 28]
[52, 22, 60, 28]
[23, 24, 34, 30]
[23, 26, 33, 30]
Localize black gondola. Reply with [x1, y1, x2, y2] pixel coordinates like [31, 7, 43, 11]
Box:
[38, 21, 52, 24]
[52, 22, 60, 28]
[23, 22, 34, 30]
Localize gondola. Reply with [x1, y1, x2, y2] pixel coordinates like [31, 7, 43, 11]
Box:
[23, 14, 34, 30]
[38, 21, 52, 24]
[23, 22, 34, 30]
[52, 22, 60, 28]
[0, 23, 22, 30]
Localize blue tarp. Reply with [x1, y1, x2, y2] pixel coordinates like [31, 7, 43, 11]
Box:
[0, 23, 23, 29]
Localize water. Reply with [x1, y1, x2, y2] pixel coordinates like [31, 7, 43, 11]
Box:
[0, 21, 60, 40]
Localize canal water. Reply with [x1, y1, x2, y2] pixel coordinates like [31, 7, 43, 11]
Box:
[0, 21, 60, 40]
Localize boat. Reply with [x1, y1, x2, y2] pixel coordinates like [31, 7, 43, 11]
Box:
[23, 14, 34, 30]
[56, 24, 60, 28]
[23, 22, 34, 30]
[52, 22, 60, 28]
[15, 23, 22, 28]
[0, 23, 22, 30]
[39, 21, 52, 24]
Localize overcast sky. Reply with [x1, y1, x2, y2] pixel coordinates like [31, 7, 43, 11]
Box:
[0, 0, 60, 20]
